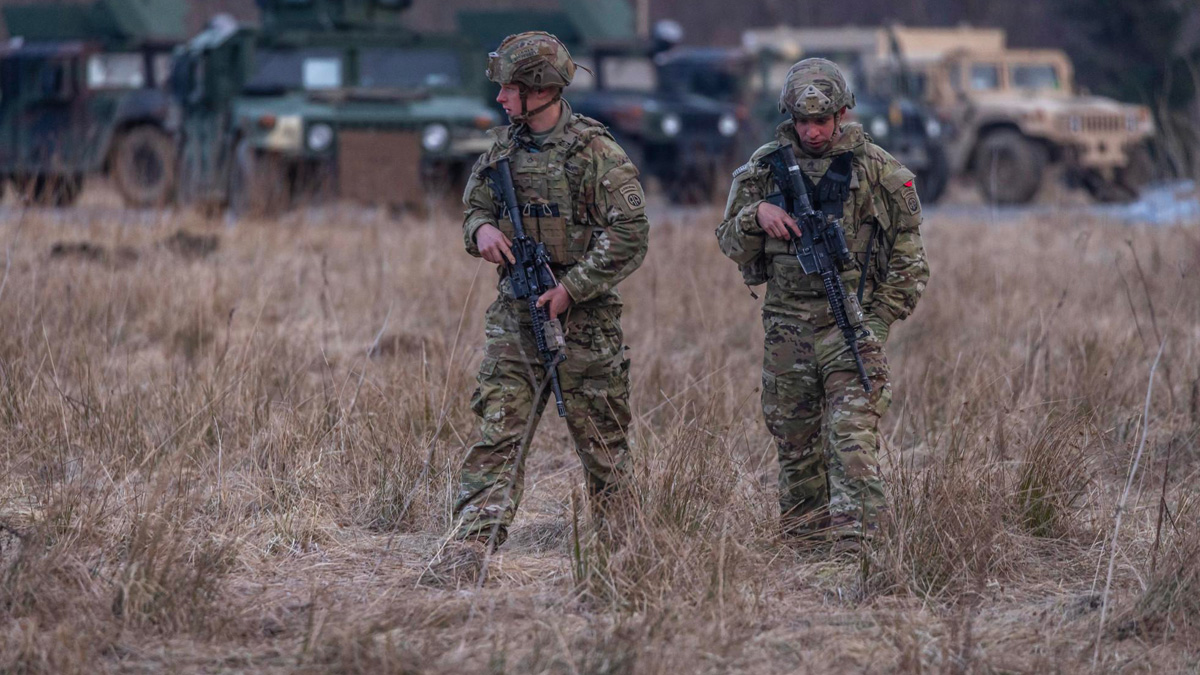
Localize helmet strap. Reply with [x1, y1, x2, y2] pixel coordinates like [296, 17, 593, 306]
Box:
[511, 86, 562, 124]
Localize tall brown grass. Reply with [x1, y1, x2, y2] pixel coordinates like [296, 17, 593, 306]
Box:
[0, 202, 1196, 673]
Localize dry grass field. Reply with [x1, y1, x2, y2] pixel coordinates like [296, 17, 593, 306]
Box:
[0, 201, 1197, 673]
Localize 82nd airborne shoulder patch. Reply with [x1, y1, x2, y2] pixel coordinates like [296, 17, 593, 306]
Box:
[901, 179, 921, 215]
[619, 182, 644, 210]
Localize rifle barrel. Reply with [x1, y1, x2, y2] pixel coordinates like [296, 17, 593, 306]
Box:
[493, 157, 527, 239]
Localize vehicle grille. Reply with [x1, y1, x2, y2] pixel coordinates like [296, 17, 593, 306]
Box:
[337, 130, 423, 205]
[1059, 114, 1127, 134]
[680, 114, 716, 135]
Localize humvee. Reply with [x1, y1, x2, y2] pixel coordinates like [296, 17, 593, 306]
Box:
[173, 0, 499, 216]
[0, 0, 184, 206]
[886, 27, 1154, 204]
[919, 49, 1153, 203]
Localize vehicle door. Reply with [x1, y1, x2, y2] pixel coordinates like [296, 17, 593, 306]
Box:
[17, 54, 89, 174]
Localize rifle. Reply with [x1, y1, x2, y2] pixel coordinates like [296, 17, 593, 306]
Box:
[759, 145, 872, 393]
[483, 157, 568, 417]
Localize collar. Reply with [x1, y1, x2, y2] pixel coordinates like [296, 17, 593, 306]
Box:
[512, 100, 574, 150]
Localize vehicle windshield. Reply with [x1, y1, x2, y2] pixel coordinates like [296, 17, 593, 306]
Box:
[247, 48, 343, 91]
[359, 48, 462, 89]
[1010, 63, 1060, 90]
[602, 56, 658, 92]
[659, 64, 742, 101]
[87, 53, 144, 89]
[968, 63, 1000, 91]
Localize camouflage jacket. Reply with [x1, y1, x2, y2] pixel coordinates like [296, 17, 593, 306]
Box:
[716, 121, 928, 326]
[463, 101, 650, 308]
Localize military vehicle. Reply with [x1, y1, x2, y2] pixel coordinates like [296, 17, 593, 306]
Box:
[173, 0, 499, 215]
[0, 0, 184, 206]
[458, 3, 742, 204]
[885, 26, 1155, 204]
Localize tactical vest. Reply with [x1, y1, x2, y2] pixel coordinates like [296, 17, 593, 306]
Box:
[761, 144, 887, 301]
[493, 116, 609, 268]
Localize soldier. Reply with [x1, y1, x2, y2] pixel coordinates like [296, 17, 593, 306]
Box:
[716, 58, 928, 553]
[423, 32, 649, 585]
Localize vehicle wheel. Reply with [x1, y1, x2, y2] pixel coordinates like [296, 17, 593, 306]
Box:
[111, 125, 178, 207]
[229, 139, 289, 218]
[972, 130, 1047, 204]
[916, 142, 950, 204]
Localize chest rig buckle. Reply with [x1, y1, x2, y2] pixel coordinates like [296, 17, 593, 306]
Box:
[520, 203, 560, 218]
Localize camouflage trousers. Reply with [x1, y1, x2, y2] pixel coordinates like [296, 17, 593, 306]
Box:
[761, 310, 892, 538]
[453, 298, 632, 545]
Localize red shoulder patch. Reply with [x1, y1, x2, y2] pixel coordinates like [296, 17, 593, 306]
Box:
[904, 180, 913, 187]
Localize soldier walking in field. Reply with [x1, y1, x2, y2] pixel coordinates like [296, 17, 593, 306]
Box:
[716, 59, 929, 553]
[423, 32, 649, 585]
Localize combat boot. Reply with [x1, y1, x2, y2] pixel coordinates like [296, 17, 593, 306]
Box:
[781, 510, 830, 550]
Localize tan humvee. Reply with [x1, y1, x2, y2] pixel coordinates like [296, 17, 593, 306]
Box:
[896, 31, 1154, 203]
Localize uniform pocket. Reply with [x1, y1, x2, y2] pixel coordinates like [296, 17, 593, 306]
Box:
[496, 216, 517, 242]
[529, 212, 571, 264]
[768, 256, 823, 298]
[470, 356, 499, 416]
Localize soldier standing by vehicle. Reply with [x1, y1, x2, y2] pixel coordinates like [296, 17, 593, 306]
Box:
[423, 32, 649, 585]
[716, 59, 928, 553]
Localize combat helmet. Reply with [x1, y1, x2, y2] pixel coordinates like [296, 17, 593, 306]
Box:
[487, 31, 579, 121]
[778, 58, 856, 119]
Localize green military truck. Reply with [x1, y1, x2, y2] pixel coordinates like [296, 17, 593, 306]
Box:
[173, 0, 499, 216]
[0, 0, 184, 206]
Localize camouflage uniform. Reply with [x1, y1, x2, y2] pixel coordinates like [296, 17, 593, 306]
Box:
[453, 33, 649, 546]
[716, 59, 928, 539]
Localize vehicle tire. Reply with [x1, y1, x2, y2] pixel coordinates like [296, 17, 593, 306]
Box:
[111, 125, 177, 207]
[972, 130, 1047, 204]
[916, 142, 950, 204]
[229, 139, 289, 218]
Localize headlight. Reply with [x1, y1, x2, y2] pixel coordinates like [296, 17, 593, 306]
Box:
[924, 118, 942, 138]
[869, 117, 889, 139]
[306, 123, 334, 151]
[661, 114, 682, 137]
[421, 123, 449, 152]
[718, 113, 739, 137]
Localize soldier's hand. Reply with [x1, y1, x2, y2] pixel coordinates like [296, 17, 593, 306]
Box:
[536, 285, 572, 318]
[476, 224, 515, 265]
[756, 202, 803, 240]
